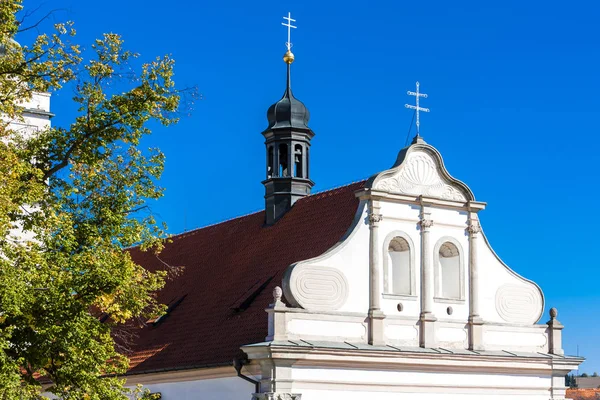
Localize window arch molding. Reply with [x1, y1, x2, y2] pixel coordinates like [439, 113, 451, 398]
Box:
[382, 230, 416, 297]
[433, 236, 465, 302]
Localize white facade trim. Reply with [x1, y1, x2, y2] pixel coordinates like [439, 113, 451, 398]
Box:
[432, 235, 466, 302]
[382, 230, 416, 296]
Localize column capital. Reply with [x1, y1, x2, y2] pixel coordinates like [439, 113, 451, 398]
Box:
[368, 212, 383, 226]
[467, 220, 481, 235]
[419, 218, 433, 230]
[253, 393, 302, 400]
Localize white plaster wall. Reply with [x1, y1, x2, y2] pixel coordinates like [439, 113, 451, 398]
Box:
[378, 201, 421, 319]
[21, 92, 51, 113]
[296, 389, 551, 400]
[286, 314, 367, 342]
[477, 233, 544, 325]
[283, 200, 371, 314]
[428, 207, 470, 323]
[128, 376, 254, 400]
[483, 324, 549, 352]
[291, 366, 553, 400]
[436, 321, 469, 349]
[384, 318, 419, 346]
[3, 92, 51, 244]
[4, 92, 51, 139]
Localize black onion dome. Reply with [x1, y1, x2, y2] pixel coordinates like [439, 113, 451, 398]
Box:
[266, 64, 310, 131]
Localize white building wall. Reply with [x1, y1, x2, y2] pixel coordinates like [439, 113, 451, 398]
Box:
[297, 389, 551, 400]
[3, 92, 52, 244]
[5, 92, 51, 136]
[291, 366, 552, 398]
[133, 376, 253, 400]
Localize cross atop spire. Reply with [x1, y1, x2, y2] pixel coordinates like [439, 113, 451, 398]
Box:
[282, 12, 297, 51]
[405, 81, 430, 137]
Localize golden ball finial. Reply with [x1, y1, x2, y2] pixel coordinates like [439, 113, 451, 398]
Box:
[283, 50, 295, 64]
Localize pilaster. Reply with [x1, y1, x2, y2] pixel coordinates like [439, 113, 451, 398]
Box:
[368, 200, 386, 346]
[266, 287, 288, 342]
[549, 374, 567, 400]
[419, 200, 436, 348]
[547, 308, 564, 355]
[467, 212, 484, 351]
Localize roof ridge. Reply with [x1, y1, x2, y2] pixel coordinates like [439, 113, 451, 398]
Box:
[164, 178, 368, 242]
[169, 209, 263, 240]
[307, 178, 367, 196]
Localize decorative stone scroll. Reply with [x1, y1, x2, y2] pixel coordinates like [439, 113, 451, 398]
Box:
[285, 264, 349, 311]
[374, 151, 467, 201]
[495, 284, 542, 324]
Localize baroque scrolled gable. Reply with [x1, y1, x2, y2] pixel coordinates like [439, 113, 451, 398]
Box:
[367, 139, 474, 202]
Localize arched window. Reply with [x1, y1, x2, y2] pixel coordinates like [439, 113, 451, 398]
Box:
[267, 146, 274, 178]
[438, 241, 461, 299]
[388, 237, 411, 295]
[294, 144, 303, 178]
[382, 232, 415, 297]
[278, 143, 288, 177]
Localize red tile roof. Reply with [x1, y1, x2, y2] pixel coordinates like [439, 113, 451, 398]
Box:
[566, 388, 600, 400]
[126, 181, 365, 374]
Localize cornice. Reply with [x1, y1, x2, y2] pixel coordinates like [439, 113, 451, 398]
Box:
[355, 189, 486, 212]
[242, 343, 583, 374]
[124, 365, 238, 385]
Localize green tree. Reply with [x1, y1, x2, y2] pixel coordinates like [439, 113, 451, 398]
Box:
[0, 1, 184, 398]
[566, 374, 578, 388]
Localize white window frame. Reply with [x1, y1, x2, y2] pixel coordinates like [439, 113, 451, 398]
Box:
[433, 236, 465, 303]
[382, 230, 416, 299]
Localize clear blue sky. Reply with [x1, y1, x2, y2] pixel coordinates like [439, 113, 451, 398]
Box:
[22, 0, 600, 373]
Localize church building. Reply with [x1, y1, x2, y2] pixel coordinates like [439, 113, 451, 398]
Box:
[120, 14, 583, 400]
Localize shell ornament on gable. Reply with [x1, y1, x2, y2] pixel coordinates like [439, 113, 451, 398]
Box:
[374, 151, 467, 201]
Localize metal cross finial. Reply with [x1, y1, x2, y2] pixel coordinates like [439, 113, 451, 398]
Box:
[282, 12, 297, 51]
[405, 81, 430, 136]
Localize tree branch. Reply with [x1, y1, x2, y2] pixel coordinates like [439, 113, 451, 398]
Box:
[17, 8, 68, 33]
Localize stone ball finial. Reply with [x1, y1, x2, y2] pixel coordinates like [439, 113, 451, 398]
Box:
[273, 286, 283, 302]
[550, 307, 558, 318]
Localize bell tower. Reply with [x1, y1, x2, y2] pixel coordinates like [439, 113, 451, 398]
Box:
[262, 13, 314, 225]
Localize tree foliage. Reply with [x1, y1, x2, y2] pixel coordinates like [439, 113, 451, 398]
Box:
[0, 1, 182, 398]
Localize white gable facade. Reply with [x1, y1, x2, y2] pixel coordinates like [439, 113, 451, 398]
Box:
[238, 136, 581, 400]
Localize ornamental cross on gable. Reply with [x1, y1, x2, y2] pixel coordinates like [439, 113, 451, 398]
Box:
[405, 81, 430, 136]
[282, 12, 297, 51]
